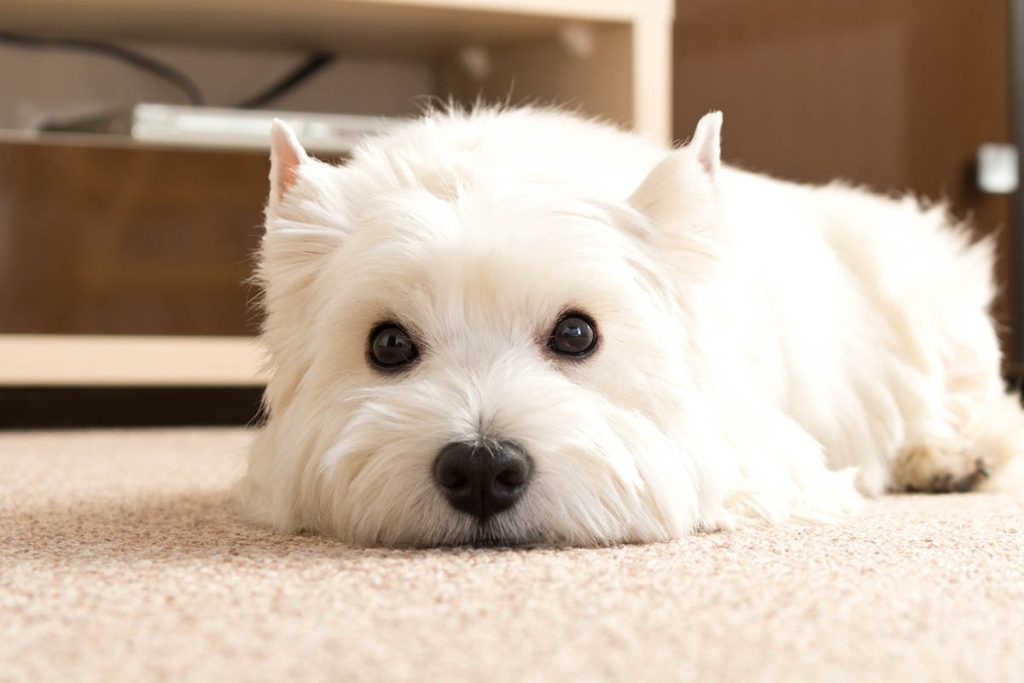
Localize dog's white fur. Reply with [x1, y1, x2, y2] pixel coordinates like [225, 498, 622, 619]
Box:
[240, 107, 1024, 547]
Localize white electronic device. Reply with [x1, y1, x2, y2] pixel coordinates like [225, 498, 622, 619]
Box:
[129, 104, 397, 154]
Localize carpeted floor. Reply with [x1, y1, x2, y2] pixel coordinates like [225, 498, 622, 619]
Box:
[2, 428, 1023, 682]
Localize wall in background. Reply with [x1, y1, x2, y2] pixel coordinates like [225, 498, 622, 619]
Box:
[673, 0, 1014, 352]
[0, 42, 433, 129]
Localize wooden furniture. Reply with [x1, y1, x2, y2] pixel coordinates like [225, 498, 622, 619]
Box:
[0, 0, 674, 386]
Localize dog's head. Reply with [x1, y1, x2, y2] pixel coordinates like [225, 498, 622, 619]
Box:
[245, 109, 730, 546]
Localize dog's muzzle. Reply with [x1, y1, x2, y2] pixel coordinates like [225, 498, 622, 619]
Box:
[433, 440, 532, 521]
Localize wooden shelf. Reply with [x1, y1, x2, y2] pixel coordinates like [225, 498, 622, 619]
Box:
[0, 0, 673, 141]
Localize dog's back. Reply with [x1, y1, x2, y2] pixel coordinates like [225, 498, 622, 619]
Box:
[717, 167, 1019, 494]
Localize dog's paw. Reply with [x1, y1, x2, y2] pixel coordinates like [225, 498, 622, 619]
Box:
[891, 442, 991, 493]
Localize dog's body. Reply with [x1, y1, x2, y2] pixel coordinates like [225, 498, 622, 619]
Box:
[241, 107, 1024, 546]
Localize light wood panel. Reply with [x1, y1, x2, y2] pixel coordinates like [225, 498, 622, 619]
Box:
[0, 335, 268, 386]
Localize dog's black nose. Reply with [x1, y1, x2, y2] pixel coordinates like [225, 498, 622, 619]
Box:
[433, 441, 532, 520]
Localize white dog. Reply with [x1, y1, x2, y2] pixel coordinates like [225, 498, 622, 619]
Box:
[240, 107, 1024, 547]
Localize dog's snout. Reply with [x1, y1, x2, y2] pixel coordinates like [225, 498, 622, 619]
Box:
[433, 441, 532, 520]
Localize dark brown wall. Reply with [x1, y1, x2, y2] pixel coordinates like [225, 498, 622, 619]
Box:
[673, 0, 1014, 354]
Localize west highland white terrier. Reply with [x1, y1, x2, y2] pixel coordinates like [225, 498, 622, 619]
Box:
[240, 107, 1024, 547]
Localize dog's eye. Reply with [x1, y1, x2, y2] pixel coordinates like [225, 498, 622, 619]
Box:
[369, 323, 419, 370]
[549, 313, 598, 357]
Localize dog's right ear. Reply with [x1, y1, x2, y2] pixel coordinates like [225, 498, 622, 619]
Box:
[269, 119, 309, 212]
[259, 121, 351, 363]
[264, 119, 350, 237]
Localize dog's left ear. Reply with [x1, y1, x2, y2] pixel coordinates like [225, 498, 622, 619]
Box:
[688, 110, 723, 178]
[629, 111, 723, 219]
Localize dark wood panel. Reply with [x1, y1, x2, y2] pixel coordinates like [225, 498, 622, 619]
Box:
[0, 386, 265, 428]
[673, 0, 1014, 356]
[0, 141, 269, 335]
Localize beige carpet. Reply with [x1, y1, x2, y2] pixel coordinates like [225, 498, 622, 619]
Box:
[2, 428, 1023, 682]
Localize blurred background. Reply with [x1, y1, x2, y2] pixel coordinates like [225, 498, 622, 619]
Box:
[0, 0, 1018, 425]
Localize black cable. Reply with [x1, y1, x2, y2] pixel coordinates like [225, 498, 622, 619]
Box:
[0, 31, 205, 105]
[2, 31, 337, 127]
[236, 53, 334, 109]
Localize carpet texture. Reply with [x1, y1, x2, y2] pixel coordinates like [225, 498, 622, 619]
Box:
[2, 428, 1023, 682]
